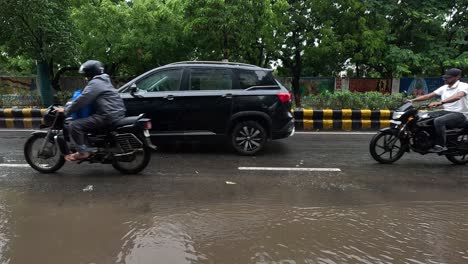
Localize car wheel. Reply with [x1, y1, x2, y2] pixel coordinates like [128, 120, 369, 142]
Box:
[231, 121, 267, 155]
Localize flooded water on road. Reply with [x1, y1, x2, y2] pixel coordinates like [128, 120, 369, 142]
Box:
[1, 183, 468, 264]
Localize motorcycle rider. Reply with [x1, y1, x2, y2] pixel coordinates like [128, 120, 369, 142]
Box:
[409, 68, 468, 153]
[55, 60, 126, 161]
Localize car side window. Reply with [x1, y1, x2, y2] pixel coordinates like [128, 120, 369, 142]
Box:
[189, 68, 233, 91]
[238, 70, 277, 90]
[135, 69, 183, 92]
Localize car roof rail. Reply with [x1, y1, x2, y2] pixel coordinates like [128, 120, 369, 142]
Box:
[168, 61, 263, 68]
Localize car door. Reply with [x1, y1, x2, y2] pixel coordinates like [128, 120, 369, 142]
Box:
[120, 68, 185, 134]
[181, 67, 234, 135]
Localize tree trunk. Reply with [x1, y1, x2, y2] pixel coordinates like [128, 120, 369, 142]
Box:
[222, 30, 229, 60]
[292, 42, 302, 107]
[51, 66, 79, 91]
[37, 61, 53, 107]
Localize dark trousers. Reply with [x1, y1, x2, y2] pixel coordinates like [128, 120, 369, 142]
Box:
[69, 115, 111, 152]
[433, 112, 466, 147]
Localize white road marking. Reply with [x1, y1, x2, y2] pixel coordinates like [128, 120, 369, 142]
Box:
[0, 164, 30, 168]
[239, 167, 341, 172]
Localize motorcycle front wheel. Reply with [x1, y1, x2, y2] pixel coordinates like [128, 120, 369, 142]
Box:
[24, 133, 65, 173]
[112, 146, 151, 174]
[369, 131, 405, 164]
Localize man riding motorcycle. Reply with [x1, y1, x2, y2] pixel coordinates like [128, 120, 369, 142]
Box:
[409, 68, 468, 153]
[55, 60, 126, 161]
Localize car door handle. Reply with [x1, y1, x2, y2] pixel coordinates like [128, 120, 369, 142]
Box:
[164, 95, 174, 101]
[223, 93, 233, 99]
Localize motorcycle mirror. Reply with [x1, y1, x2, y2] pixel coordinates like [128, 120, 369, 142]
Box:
[402, 90, 408, 97]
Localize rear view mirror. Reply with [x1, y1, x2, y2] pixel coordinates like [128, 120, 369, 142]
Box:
[129, 83, 143, 98]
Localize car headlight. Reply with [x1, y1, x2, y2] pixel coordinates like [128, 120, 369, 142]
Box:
[392, 111, 404, 119]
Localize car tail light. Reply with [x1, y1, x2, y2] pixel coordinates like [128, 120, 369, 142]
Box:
[143, 121, 152, 130]
[277, 93, 292, 103]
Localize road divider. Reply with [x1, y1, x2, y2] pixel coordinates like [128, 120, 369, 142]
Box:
[0, 108, 46, 128]
[0, 108, 393, 130]
[294, 109, 392, 131]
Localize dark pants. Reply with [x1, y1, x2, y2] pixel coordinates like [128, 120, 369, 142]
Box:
[69, 115, 111, 153]
[433, 112, 466, 147]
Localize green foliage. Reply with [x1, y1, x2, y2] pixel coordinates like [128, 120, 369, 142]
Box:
[0, 0, 466, 80]
[182, 0, 274, 67]
[302, 91, 405, 110]
[72, 0, 192, 76]
[0, 94, 42, 108]
[54, 90, 74, 105]
[0, 0, 78, 64]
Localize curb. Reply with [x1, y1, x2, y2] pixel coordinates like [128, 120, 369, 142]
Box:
[0, 108, 394, 130]
[0, 108, 46, 129]
[294, 109, 393, 131]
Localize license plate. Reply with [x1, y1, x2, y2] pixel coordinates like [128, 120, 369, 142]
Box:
[144, 130, 150, 137]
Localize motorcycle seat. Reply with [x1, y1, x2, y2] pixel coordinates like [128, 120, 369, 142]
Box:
[112, 116, 140, 128]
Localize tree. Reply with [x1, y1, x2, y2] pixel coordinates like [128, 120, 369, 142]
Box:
[72, 0, 191, 76]
[182, 0, 275, 67]
[0, 0, 77, 106]
[271, 0, 328, 106]
[374, 0, 467, 77]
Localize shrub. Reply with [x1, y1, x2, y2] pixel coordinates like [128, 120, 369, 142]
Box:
[0, 94, 42, 108]
[301, 91, 405, 110]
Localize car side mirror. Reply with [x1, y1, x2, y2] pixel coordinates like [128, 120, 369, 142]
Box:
[129, 83, 143, 98]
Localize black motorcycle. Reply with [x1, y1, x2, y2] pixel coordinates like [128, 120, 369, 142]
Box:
[24, 105, 157, 174]
[369, 102, 468, 164]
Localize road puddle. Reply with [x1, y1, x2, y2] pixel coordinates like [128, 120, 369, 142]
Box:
[0, 187, 468, 263]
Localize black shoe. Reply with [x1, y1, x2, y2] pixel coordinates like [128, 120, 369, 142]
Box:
[428, 145, 448, 153]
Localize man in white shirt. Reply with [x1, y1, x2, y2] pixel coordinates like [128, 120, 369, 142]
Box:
[410, 68, 468, 152]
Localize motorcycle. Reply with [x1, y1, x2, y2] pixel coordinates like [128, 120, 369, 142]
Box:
[24, 105, 157, 174]
[369, 102, 468, 164]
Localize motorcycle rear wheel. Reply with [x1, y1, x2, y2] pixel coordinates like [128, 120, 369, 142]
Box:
[369, 131, 405, 164]
[24, 134, 65, 173]
[445, 153, 468, 165]
[112, 146, 151, 174]
[445, 134, 468, 165]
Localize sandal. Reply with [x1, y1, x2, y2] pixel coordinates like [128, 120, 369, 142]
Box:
[64, 152, 90, 161]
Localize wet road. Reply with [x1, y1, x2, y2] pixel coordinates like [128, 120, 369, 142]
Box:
[1, 130, 468, 264]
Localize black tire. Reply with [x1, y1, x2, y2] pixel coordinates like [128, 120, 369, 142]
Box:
[445, 154, 468, 165]
[369, 131, 405, 164]
[230, 121, 267, 155]
[112, 146, 151, 174]
[24, 134, 65, 173]
[445, 134, 468, 165]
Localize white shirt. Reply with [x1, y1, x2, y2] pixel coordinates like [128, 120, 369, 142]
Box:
[433, 81, 468, 115]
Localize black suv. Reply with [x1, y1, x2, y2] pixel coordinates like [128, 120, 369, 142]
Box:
[119, 61, 294, 155]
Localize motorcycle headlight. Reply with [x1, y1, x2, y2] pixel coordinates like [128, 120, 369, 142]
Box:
[392, 111, 404, 119]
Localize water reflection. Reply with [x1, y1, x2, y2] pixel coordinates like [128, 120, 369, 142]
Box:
[118, 220, 203, 264]
[0, 192, 10, 264]
[1, 187, 468, 263]
[116, 201, 468, 264]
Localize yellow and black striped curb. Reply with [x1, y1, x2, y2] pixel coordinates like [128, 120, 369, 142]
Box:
[0, 108, 46, 129]
[0, 108, 393, 130]
[293, 109, 393, 130]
